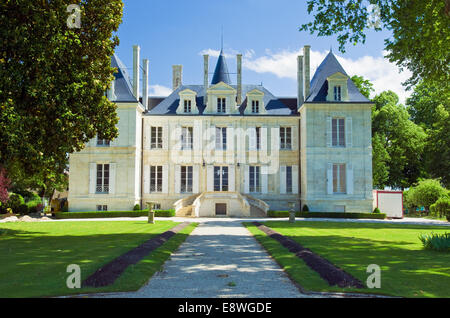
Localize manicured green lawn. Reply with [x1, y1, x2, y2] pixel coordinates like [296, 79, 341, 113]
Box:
[0, 220, 197, 298]
[245, 221, 450, 298]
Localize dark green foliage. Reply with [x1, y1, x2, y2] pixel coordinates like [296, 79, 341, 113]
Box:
[302, 204, 310, 212]
[7, 193, 24, 212]
[17, 204, 29, 215]
[373, 207, 381, 213]
[418, 232, 450, 252]
[430, 197, 450, 220]
[133, 204, 141, 211]
[267, 211, 386, 219]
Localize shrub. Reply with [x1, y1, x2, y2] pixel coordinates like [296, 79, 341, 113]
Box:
[373, 207, 381, 213]
[430, 197, 450, 220]
[267, 211, 386, 219]
[7, 193, 25, 212]
[17, 204, 29, 215]
[133, 204, 141, 211]
[302, 204, 309, 212]
[54, 209, 176, 219]
[405, 179, 447, 212]
[418, 232, 450, 252]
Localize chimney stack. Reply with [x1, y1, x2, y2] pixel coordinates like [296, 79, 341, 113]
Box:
[203, 55, 209, 104]
[142, 59, 149, 110]
[172, 65, 183, 91]
[132, 45, 140, 99]
[237, 54, 242, 105]
[303, 45, 311, 100]
[297, 55, 304, 109]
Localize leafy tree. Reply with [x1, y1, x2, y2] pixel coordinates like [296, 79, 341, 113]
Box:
[371, 132, 389, 188]
[372, 92, 427, 189]
[300, 0, 450, 88]
[407, 80, 450, 128]
[0, 1, 123, 193]
[351, 75, 374, 99]
[424, 105, 450, 187]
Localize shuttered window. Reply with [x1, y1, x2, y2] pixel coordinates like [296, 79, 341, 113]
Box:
[181, 166, 193, 193]
[332, 164, 346, 193]
[181, 127, 193, 150]
[332, 118, 345, 147]
[151, 127, 163, 149]
[213, 166, 229, 191]
[280, 127, 292, 150]
[249, 166, 261, 193]
[215, 127, 227, 150]
[286, 166, 293, 194]
[150, 166, 163, 193]
[96, 164, 109, 193]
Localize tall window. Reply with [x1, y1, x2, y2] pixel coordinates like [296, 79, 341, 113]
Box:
[286, 166, 293, 194]
[217, 98, 226, 113]
[96, 205, 108, 211]
[334, 85, 342, 101]
[184, 100, 191, 113]
[251, 100, 259, 113]
[97, 138, 110, 147]
[96, 164, 109, 193]
[256, 127, 261, 150]
[180, 166, 193, 193]
[280, 127, 292, 150]
[332, 118, 345, 147]
[215, 127, 227, 150]
[150, 166, 163, 192]
[151, 127, 163, 149]
[333, 164, 346, 193]
[214, 166, 229, 191]
[249, 166, 261, 193]
[181, 126, 193, 150]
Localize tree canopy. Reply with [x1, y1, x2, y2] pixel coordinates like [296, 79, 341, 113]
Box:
[300, 0, 450, 88]
[0, 0, 123, 194]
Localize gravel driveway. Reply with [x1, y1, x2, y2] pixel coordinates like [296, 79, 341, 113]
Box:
[92, 220, 311, 298]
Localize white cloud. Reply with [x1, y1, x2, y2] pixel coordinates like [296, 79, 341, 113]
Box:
[242, 48, 411, 103]
[149, 84, 172, 96]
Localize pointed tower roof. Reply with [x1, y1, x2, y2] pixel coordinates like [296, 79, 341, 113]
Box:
[306, 51, 369, 102]
[110, 54, 138, 102]
[211, 49, 231, 85]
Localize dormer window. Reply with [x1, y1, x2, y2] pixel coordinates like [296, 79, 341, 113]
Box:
[334, 86, 342, 101]
[184, 100, 192, 113]
[251, 100, 259, 113]
[97, 137, 110, 147]
[217, 98, 226, 113]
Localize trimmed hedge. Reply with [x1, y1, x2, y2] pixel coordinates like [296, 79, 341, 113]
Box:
[54, 209, 175, 219]
[267, 210, 386, 219]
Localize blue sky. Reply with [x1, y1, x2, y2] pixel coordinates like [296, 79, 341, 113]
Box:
[114, 0, 410, 102]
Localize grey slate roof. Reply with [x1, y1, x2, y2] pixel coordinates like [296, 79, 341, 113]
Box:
[211, 50, 232, 85]
[146, 84, 294, 116]
[110, 54, 138, 102]
[306, 51, 370, 103]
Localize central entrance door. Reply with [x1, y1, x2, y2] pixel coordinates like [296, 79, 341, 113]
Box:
[214, 166, 228, 191]
[215, 203, 227, 216]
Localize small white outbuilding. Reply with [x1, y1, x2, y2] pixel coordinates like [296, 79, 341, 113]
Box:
[373, 190, 404, 219]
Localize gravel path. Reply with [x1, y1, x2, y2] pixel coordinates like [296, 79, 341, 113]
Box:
[91, 220, 311, 298]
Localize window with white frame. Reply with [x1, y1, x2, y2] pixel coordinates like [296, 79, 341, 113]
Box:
[286, 166, 293, 194]
[151, 127, 163, 149]
[280, 127, 292, 150]
[150, 166, 163, 192]
[96, 164, 109, 193]
[333, 164, 346, 193]
[214, 166, 228, 191]
[217, 97, 226, 113]
[251, 100, 259, 113]
[183, 99, 192, 113]
[334, 85, 342, 101]
[97, 137, 110, 147]
[332, 118, 345, 147]
[249, 166, 261, 193]
[180, 166, 193, 193]
[215, 127, 227, 150]
[256, 127, 261, 150]
[181, 126, 193, 150]
[96, 205, 108, 211]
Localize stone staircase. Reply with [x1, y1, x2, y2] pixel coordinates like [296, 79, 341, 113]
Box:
[173, 193, 200, 217]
